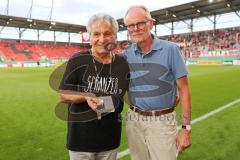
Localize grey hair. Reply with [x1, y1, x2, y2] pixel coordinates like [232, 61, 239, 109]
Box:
[86, 13, 119, 35]
[124, 5, 153, 25]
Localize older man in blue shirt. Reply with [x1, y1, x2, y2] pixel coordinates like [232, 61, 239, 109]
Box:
[123, 5, 192, 160]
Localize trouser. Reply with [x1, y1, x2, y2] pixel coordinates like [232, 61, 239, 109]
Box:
[69, 148, 118, 160]
[126, 109, 178, 160]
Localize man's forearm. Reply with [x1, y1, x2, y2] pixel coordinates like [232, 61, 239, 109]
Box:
[176, 76, 192, 125]
[59, 90, 96, 104]
[179, 88, 191, 125]
[60, 93, 86, 104]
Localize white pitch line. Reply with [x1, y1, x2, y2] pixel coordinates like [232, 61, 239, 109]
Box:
[191, 98, 240, 125]
[117, 98, 240, 159]
[117, 149, 130, 159]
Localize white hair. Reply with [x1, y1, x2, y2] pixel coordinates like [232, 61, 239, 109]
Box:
[86, 13, 119, 35]
[124, 5, 153, 25]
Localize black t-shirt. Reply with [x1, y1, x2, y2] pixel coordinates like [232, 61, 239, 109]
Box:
[59, 51, 129, 152]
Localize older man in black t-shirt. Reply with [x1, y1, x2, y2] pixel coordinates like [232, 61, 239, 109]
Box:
[59, 13, 129, 160]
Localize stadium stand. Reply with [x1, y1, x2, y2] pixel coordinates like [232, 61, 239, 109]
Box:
[0, 41, 89, 62]
[0, 27, 239, 66]
[161, 27, 240, 64]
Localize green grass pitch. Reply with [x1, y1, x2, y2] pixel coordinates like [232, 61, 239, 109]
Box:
[0, 65, 240, 160]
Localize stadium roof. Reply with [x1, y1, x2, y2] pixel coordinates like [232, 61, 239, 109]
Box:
[0, 0, 239, 33]
[0, 14, 86, 33]
[117, 0, 240, 31]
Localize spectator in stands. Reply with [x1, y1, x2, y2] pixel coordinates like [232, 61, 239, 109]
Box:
[59, 13, 129, 160]
[123, 5, 192, 160]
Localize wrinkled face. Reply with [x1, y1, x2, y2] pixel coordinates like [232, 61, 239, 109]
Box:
[125, 8, 153, 43]
[90, 20, 116, 55]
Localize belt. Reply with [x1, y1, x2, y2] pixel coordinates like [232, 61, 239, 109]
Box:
[130, 105, 174, 116]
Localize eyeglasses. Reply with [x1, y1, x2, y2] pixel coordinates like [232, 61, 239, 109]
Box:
[126, 21, 149, 31]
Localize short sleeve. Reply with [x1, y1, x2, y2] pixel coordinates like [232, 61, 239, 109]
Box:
[171, 45, 188, 79]
[59, 56, 78, 91]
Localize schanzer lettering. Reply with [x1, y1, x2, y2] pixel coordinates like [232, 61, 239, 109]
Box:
[84, 76, 119, 94]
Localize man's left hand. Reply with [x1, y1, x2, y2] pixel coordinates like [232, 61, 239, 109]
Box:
[176, 129, 191, 153]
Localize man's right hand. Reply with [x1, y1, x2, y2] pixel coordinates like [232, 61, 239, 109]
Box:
[59, 90, 103, 111]
[85, 97, 103, 111]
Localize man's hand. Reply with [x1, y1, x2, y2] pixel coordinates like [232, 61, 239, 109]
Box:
[176, 129, 191, 153]
[59, 90, 104, 112]
[85, 97, 103, 111]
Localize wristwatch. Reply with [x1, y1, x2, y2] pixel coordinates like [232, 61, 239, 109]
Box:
[182, 125, 191, 131]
